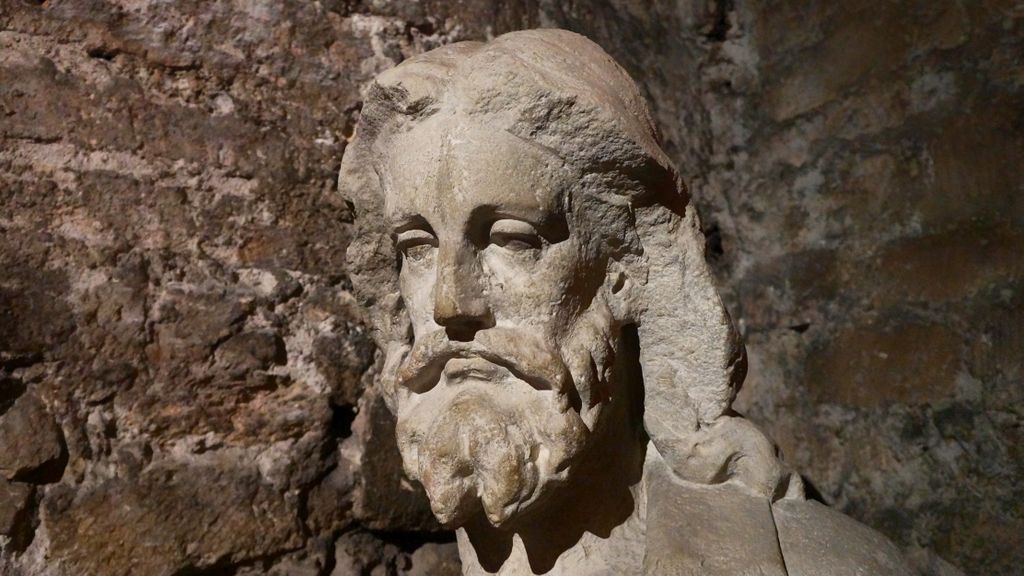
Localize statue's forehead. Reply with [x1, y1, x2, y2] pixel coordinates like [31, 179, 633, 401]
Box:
[381, 114, 575, 228]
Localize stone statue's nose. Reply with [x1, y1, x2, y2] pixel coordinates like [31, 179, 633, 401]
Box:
[433, 242, 493, 341]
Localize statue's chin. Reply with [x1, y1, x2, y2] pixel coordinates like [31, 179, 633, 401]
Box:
[397, 383, 587, 529]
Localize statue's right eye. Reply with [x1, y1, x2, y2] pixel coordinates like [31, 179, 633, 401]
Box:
[396, 229, 437, 264]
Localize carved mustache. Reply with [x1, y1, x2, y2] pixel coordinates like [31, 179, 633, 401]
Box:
[395, 327, 580, 408]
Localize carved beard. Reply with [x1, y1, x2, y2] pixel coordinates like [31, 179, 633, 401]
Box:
[389, 304, 618, 528]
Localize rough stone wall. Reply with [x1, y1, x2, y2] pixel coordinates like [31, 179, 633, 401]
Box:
[0, 1, 1020, 575]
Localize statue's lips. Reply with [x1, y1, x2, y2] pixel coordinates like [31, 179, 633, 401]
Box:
[394, 328, 578, 409]
[442, 357, 505, 383]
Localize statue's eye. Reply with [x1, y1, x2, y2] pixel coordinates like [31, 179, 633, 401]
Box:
[396, 229, 437, 263]
[489, 219, 542, 252]
[404, 243, 434, 262]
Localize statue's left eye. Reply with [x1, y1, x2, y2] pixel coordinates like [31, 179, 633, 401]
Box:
[489, 219, 542, 252]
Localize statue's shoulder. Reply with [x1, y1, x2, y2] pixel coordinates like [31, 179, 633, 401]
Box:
[772, 498, 915, 576]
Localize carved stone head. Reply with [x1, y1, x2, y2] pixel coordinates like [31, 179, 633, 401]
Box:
[339, 28, 767, 527]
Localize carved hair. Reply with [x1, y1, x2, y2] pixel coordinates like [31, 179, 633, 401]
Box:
[340, 29, 798, 500]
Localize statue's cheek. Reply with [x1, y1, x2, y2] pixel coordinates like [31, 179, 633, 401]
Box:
[479, 242, 592, 326]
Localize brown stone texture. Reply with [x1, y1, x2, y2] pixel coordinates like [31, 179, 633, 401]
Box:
[0, 1, 1019, 575]
[0, 391, 65, 482]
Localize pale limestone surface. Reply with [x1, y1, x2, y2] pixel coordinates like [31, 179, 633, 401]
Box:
[341, 28, 915, 575]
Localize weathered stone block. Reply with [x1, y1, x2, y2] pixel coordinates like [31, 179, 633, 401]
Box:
[645, 463, 787, 576]
[42, 462, 304, 576]
[774, 498, 914, 576]
[0, 478, 32, 537]
[0, 392, 65, 483]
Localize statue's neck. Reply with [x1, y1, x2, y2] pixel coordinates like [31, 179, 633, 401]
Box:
[454, 475, 643, 573]
[454, 453, 647, 573]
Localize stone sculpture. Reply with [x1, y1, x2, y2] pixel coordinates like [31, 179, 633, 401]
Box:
[340, 28, 914, 575]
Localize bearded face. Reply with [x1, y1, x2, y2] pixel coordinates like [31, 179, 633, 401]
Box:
[378, 119, 625, 528]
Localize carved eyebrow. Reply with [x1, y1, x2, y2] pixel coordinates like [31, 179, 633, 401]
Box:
[389, 213, 433, 236]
